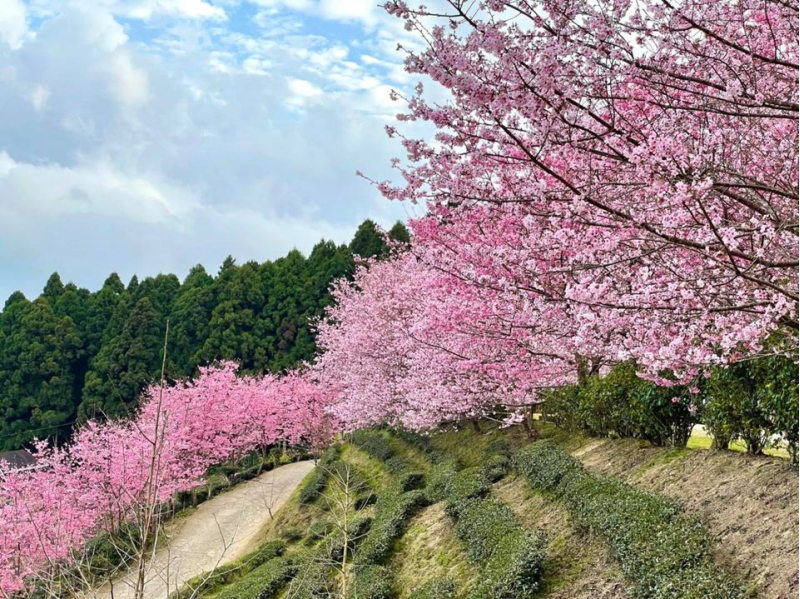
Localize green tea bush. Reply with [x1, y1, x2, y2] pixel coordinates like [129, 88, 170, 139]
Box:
[356, 488, 428, 565]
[306, 520, 334, 544]
[348, 565, 394, 599]
[468, 531, 546, 599]
[514, 442, 743, 599]
[351, 429, 395, 461]
[216, 556, 296, 599]
[438, 464, 545, 599]
[284, 557, 331, 599]
[173, 541, 286, 599]
[512, 441, 582, 491]
[298, 445, 341, 504]
[480, 453, 510, 482]
[442, 466, 492, 519]
[396, 470, 425, 492]
[423, 460, 460, 504]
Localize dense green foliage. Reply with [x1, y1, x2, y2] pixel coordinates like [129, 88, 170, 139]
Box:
[704, 356, 798, 459]
[347, 565, 394, 599]
[298, 445, 341, 504]
[215, 556, 296, 599]
[172, 541, 287, 599]
[424, 443, 546, 599]
[352, 430, 428, 566]
[356, 486, 427, 566]
[542, 362, 696, 447]
[514, 441, 743, 599]
[0, 221, 409, 449]
[542, 357, 798, 458]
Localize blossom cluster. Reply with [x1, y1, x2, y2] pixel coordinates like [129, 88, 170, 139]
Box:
[0, 363, 334, 595]
[317, 0, 798, 427]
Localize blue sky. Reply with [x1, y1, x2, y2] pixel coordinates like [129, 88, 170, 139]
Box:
[0, 0, 429, 301]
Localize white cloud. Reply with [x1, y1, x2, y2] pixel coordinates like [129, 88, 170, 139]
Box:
[0, 0, 418, 301]
[99, 0, 227, 21]
[318, 0, 378, 26]
[30, 84, 50, 111]
[0, 152, 199, 226]
[107, 50, 150, 110]
[0, 0, 27, 49]
[288, 77, 321, 97]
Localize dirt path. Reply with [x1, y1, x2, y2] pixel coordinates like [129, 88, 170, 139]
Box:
[92, 460, 314, 599]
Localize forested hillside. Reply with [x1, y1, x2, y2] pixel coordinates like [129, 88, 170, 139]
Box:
[0, 220, 409, 450]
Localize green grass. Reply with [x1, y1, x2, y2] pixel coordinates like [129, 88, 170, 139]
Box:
[687, 427, 790, 459]
[427, 422, 529, 467]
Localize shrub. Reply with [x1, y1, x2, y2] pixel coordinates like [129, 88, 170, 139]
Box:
[385, 455, 410, 473]
[298, 445, 340, 504]
[396, 470, 425, 492]
[512, 441, 582, 492]
[705, 355, 798, 458]
[540, 385, 582, 430]
[443, 466, 492, 519]
[480, 453, 510, 483]
[216, 556, 296, 599]
[348, 565, 393, 599]
[756, 355, 799, 462]
[468, 531, 546, 599]
[409, 577, 456, 599]
[514, 441, 743, 599]
[454, 498, 520, 561]
[355, 490, 378, 510]
[306, 520, 334, 544]
[436, 460, 546, 599]
[280, 527, 304, 543]
[357, 488, 428, 565]
[352, 430, 395, 462]
[424, 460, 460, 504]
[543, 362, 697, 447]
[173, 541, 286, 599]
[284, 557, 331, 599]
[706, 362, 771, 453]
[249, 541, 287, 564]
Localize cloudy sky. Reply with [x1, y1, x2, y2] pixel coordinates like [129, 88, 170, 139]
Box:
[0, 0, 429, 301]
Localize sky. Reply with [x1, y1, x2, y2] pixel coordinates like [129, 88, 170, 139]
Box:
[0, 0, 431, 302]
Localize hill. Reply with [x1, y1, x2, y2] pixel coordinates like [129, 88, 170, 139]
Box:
[173, 421, 797, 599]
[0, 219, 408, 450]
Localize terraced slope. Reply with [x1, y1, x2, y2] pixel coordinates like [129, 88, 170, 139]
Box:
[183, 422, 796, 599]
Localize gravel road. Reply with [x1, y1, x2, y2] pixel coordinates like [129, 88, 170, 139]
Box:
[91, 459, 314, 599]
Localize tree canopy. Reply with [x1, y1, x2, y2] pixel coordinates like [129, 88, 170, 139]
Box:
[0, 220, 409, 449]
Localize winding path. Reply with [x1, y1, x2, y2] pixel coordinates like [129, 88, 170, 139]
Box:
[93, 460, 314, 599]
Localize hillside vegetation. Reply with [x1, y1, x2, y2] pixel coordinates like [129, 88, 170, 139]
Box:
[0, 220, 408, 450]
[185, 422, 797, 599]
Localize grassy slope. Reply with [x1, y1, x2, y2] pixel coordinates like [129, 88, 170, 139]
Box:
[561, 430, 798, 599]
[420, 422, 797, 599]
[203, 422, 796, 599]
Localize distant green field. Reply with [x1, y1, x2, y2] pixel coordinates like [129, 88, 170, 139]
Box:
[687, 426, 790, 459]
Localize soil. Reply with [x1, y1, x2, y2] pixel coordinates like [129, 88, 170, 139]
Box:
[569, 438, 799, 599]
[494, 477, 628, 599]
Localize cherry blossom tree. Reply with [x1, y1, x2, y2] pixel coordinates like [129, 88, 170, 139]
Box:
[0, 363, 333, 596]
[376, 0, 798, 378]
[315, 253, 576, 431]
